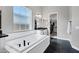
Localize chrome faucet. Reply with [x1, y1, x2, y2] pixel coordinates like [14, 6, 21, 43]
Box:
[18, 40, 30, 47]
[27, 41, 30, 45]
[23, 40, 26, 46]
[18, 44, 21, 47]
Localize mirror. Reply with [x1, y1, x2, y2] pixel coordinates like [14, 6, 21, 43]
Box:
[13, 6, 32, 32]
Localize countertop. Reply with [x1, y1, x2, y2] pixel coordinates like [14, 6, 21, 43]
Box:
[0, 34, 8, 38]
[36, 27, 47, 30]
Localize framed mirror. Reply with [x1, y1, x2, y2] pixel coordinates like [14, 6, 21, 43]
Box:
[13, 6, 32, 32]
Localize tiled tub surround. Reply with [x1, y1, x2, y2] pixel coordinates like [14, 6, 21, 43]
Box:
[5, 31, 50, 53]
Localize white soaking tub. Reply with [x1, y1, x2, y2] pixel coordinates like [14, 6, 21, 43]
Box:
[5, 30, 50, 53]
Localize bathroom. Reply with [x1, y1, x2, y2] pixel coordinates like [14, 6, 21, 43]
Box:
[0, 6, 50, 53]
[0, 6, 79, 53]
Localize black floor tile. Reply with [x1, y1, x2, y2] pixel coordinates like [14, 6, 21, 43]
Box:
[44, 38, 79, 53]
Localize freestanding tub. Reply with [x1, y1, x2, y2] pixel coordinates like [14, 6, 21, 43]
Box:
[5, 30, 50, 53]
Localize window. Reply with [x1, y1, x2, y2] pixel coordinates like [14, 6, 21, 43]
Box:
[13, 6, 32, 32]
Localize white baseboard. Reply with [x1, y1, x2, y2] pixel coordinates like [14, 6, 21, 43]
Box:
[51, 36, 70, 41]
[51, 36, 79, 51]
[70, 42, 79, 51]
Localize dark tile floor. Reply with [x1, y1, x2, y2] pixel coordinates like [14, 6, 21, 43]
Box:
[44, 38, 79, 53]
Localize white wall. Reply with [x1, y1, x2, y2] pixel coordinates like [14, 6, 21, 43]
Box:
[70, 7, 79, 50]
[42, 6, 70, 39]
[2, 6, 13, 34]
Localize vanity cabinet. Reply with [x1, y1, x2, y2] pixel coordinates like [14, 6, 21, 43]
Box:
[42, 29, 48, 35]
[37, 29, 48, 35]
[0, 38, 5, 49]
[0, 34, 8, 53]
[0, 37, 6, 53]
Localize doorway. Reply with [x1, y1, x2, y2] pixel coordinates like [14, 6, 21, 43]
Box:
[50, 13, 57, 37]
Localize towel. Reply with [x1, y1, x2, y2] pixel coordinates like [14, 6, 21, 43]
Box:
[67, 21, 71, 34]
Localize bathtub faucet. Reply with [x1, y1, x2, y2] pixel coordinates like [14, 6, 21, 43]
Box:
[23, 40, 26, 46]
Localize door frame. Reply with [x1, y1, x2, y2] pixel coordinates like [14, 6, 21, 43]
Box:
[48, 12, 58, 36]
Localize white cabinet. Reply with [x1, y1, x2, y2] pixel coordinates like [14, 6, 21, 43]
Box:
[0, 38, 5, 52]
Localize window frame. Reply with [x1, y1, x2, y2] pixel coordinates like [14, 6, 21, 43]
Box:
[13, 6, 33, 32]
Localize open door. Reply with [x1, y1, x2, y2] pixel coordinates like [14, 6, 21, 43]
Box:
[50, 13, 57, 38]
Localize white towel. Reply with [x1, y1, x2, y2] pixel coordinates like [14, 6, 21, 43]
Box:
[67, 21, 71, 34]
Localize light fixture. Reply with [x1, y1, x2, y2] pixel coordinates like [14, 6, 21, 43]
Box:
[35, 14, 42, 19]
